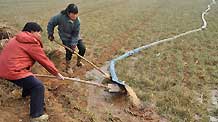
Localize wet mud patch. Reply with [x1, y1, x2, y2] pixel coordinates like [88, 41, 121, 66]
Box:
[86, 63, 163, 122]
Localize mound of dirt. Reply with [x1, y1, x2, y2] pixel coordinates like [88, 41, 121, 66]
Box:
[0, 23, 17, 50]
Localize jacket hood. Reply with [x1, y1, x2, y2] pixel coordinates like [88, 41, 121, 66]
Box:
[15, 32, 43, 47]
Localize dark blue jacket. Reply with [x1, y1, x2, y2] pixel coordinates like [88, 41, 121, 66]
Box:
[47, 13, 80, 46]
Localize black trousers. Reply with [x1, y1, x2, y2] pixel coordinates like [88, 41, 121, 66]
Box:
[10, 76, 45, 118]
[65, 39, 86, 61]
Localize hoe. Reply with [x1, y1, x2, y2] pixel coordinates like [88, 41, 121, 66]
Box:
[35, 74, 122, 93]
[36, 40, 124, 93]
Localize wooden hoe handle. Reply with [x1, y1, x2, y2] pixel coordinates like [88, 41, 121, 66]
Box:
[54, 40, 111, 79]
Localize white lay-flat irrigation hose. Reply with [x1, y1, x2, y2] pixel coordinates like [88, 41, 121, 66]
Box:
[109, 0, 217, 107]
[144, 0, 216, 49]
[110, 0, 217, 84]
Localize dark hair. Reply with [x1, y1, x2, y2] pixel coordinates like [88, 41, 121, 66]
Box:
[61, 4, 78, 15]
[22, 22, 43, 32]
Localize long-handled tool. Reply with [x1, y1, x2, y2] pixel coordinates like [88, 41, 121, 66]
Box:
[52, 41, 140, 105]
[53, 40, 126, 93]
[53, 40, 111, 79]
[35, 74, 121, 93]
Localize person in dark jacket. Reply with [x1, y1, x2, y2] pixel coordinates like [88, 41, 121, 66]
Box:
[47, 3, 86, 73]
[0, 22, 64, 122]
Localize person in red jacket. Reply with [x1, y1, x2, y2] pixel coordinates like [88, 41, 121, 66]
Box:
[0, 22, 64, 122]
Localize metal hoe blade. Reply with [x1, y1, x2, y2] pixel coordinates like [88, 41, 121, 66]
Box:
[107, 84, 123, 93]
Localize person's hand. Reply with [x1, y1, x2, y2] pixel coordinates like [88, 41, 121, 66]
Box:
[48, 35, 54, 41]
[56, 73, 65, 80]
[71, 45, 77, 52]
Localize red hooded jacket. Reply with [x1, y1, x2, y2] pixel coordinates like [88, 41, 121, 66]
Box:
[0, 32, 58, 80]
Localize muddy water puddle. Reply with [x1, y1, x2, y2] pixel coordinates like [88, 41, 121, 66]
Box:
[85, 63, 143, 122]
